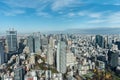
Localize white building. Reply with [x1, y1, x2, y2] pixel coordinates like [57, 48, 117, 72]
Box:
[30, 54, 36, 64]
[47, 45, 54, 65]
[45, 70, 52, 80]
[66, 52, 76, 66]
[78, 65, 89, 75]
[112, 44, 118, 50]
[97, 60, 105, 70]
[57, 41, 66, 74]
[24, 71, 37, 80]
[52, 73, 63, 80]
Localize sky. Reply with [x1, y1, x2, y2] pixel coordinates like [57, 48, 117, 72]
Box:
[0, 0, 120, 33]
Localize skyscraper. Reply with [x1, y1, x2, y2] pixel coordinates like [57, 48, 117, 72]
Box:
[27, 36, 33, 53]
[56, 41, 66, 74]
[34, 36, 41, 53]
[95, 35, 105, 48]
[0, 41, 5, 65]
[108, 50, 119, 68]
[47, 45, 54, 65]
[6, 29, 17, 53]
[27, 35, 41, 53]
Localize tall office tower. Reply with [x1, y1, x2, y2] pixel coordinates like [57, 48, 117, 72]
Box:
[6, 29, 17, 53]
[27, 35, 41, 53]
[18, 39, 25, 54]
[34, 36, 41, 53]
[108, 36, 113, 49]
[108, 50, 119, 68]
[41, 37, 48, 46]
[27, 36, 33, 53]
[47, 45, 54, 65]
[49, 37, 55, 49]
[115, 41, 120, 50]
[95, 35, 105, 48]
[0, 41, 5, 65]
[14, 67, 25, 80]
[104, 36, 109, 48]
[56, 41, 66, 74]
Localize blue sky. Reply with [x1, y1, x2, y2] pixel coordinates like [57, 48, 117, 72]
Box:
[0, 0, 120, 32]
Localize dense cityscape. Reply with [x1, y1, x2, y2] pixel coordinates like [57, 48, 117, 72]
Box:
[0, 29, 120, 80]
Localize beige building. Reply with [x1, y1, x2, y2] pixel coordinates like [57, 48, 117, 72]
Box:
[66, 52, 76, 66]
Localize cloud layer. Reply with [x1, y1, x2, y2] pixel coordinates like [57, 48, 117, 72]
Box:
[0, 0, 119, 30]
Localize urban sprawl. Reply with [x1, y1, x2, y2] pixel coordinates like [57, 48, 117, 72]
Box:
[0, 29, 120, 80]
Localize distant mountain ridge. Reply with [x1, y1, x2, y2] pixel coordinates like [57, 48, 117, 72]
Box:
[47, 28, 120, 34]
[0, 28, 120, 35]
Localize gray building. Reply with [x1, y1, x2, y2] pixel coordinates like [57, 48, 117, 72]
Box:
[6, 29, 17, 52]
[27, 36, 34, 53]
[95, 35, 105, 48]
[57, 41, 67, 73]
[34, 36, 41, 53]
[27, 35, 41, 53]
[0, 41, 4, 65]
[108, 50, 119, 68]
[14, 67, 25, 80]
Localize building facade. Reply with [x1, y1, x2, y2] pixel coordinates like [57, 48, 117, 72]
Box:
[6, 29, 17, 52]
[27, 35, 41, 53]
[14, 67, 25, 80]
[0, 41, 5, 65]
[57, 41, 66, 73]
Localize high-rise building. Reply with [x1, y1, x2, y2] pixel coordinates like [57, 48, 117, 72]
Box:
[34, 36, 41, 53]
[27, 35, 41, 53]
[115, 41, 120, 50]
[108, 50, 119, 68]
[14, 67, 25, 80]
[18, 39, 25, 54]
[95, 35, 105, 48]
[47, 45, 54, 65]
[27, 36, 33, 53]
[56, 41, 66, 74]
[66, 52, 76, 66]
[41, 37, 48, 46]
[49, 37, 55, 48]
[6, 29, 17, 52]
[0, 41, 5, 65]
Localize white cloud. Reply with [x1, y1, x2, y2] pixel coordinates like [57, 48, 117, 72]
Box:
[89, 13, 101, 18]
[1, 9, 25, 16]
[37, 12, 51, 18]
[78, 11, 102, 18]
[87, 11, 120, 28]
[2, 0, 80, 11]
[113, 3, 120, 5]
[107, 11, 120, 23]
[68, 12, 75, 17]
[58, 11, 64, 14]
[88, 20, 106, 23]
[1, 0, 48, 8]
[78, 12, 85, 16]
[51, 0, 79, 11]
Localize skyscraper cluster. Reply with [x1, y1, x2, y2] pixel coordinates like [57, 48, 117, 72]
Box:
[0, 29, 120, 80]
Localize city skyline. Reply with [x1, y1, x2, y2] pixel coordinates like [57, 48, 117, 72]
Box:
[0, 27, 120, 79]
[0, 0, 120, 32]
